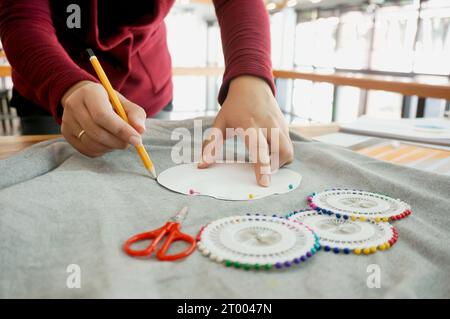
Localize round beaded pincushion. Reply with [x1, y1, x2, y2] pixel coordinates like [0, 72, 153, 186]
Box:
[287, 210, 398, 255]
[307, 189, 412, 222]
[197, 214, 320, 270]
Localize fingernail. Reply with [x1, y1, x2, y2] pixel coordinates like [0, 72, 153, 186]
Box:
[198, 160, 207, 169]
[204, 153, 214, 164]
[140, 119, 146, 131]
[260, 175, 271, 187]
[129, 135, 142, 146]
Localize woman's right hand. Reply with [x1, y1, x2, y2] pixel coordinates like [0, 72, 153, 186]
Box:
[61, 81, 147, 157]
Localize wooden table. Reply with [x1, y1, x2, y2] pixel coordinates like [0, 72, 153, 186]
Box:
[290, 123, 339, 139]
[0, 134, 60, 159]
[1, 124, 448, 175]
[0, 124, 339, 159]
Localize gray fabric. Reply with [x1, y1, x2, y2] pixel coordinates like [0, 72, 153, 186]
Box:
[1, 117, 449, 299]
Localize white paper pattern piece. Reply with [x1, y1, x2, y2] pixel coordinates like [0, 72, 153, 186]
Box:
[157, 163, 302, 200]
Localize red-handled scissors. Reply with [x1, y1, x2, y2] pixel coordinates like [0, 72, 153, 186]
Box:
[123, 207, 196, 261]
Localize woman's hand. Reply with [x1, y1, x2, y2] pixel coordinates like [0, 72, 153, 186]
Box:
[61, 81, 147, 157]
[199, 75, 294, 187]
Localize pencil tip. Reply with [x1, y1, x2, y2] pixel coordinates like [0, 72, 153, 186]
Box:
[86, 48, 95, 57]
[149, 166, 157, 179]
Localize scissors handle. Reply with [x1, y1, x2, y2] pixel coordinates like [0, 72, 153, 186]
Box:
[123, 222, 196, 261]
[156, 223, 197, 261]
[123, 225, 168, 257]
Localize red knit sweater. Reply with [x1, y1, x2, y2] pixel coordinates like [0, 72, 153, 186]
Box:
[0, 0, 275, 123]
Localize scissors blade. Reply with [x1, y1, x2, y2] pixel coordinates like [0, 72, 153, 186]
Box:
[170, 206, 189, 224]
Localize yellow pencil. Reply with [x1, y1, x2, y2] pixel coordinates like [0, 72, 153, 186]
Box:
[86, 49, 157, 178]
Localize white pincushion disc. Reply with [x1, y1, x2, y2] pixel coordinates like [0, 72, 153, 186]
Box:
[157, 163, 302, 201]
[288, 210, 398, 254]
[197, 214, 319, 270]
[307, 189, 411, 222]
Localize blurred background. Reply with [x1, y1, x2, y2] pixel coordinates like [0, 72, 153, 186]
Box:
[1, 0, 450, 134]
[165, 0, 450, 124]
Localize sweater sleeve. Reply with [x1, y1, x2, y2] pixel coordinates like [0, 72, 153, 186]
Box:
[212, 0, 276, 105]
[0, 0, 97, 122]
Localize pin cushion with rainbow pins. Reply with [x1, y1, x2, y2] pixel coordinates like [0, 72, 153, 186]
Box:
[196, 213, 320, 270]
[287, 210, 398, 255]
[307, 189, 412, 222]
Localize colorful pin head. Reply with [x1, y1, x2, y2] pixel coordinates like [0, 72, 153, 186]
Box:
[188, 189, 200, 196]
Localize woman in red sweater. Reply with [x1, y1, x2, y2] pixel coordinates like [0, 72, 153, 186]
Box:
[0, 0, 293, 187]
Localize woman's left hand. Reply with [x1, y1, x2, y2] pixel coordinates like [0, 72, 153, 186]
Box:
[198, 75, 294, 187]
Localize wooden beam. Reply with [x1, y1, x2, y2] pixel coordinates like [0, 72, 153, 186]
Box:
[172, 67, 450, 100]
[274, 70, 450, 100]
[2, 65, 450, 100]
